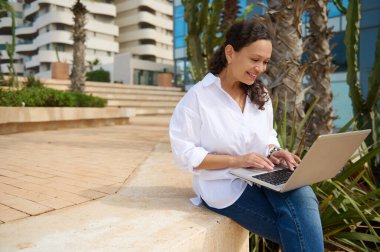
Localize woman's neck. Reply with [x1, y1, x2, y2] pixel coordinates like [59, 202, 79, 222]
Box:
[218, 68, 244, 99]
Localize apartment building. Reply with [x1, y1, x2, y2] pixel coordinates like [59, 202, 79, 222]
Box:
[14, 0, 118, 78]
[113, 0, 174, 85]
[0, 0, 24, 75]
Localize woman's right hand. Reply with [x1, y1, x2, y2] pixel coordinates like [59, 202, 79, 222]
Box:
[237, 153, 274, 170]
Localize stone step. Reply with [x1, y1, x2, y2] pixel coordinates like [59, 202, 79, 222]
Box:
[45, 84, 185, 97]
[94, 93, 182, 102]
[84, 87, 185, 97]
[44, 81, 183, 92]
[42, 80, 184, 116]
[135, 107, 174, 115]
[107, 100, 178, 108]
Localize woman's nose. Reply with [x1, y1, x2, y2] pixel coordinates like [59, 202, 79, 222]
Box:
[253, 62, 264, 73]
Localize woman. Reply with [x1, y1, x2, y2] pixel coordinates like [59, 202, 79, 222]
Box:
[169, 18, 324, 251]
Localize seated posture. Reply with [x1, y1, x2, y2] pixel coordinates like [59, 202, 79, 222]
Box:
[169, 17, 324, 252]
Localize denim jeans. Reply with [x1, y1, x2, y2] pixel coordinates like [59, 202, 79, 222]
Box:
[203, 184, 324, 252]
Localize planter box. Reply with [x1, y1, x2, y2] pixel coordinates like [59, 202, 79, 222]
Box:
[51, 62, 70, 80]
[157, 73, 173, 87]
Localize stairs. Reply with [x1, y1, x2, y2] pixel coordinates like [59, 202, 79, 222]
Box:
[44, 80, 185, 115]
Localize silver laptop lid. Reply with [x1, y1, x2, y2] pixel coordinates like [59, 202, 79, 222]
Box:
[281, 129, 371, 192]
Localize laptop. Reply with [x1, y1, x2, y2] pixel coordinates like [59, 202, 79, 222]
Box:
[230, 130, 371, 192]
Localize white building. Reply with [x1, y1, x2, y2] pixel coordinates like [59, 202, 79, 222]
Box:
[113, 0, 174, 85]
[0, 0, 24, 76]
[14, 0, 118, 79]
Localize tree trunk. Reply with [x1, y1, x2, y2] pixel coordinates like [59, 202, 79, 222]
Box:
[70, 0, 87, 93]
[263, 0, 311, 139]
[304, 0, 336, 144]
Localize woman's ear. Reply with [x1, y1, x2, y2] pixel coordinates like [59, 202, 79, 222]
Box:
[224, 44, 234, 64]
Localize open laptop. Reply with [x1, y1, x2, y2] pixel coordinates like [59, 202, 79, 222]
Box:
[230, 130, 371, 192]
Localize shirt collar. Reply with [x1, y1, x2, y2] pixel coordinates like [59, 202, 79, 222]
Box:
[201, 73, 221, 88]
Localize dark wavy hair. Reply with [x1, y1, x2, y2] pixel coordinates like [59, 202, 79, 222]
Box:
[208, 17, 271, 110]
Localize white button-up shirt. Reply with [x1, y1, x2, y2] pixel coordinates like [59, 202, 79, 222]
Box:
[169, 73, 280, 209]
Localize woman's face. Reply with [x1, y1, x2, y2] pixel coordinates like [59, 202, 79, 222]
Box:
[225, 39, 272, 85]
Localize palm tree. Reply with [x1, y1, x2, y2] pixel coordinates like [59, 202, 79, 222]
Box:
[304, 0, 336, 144]
[262, 0, 312, 142]
[70, 0, 87, 93]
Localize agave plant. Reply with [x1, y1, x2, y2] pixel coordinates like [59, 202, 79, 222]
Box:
[250, 106, 380, 251]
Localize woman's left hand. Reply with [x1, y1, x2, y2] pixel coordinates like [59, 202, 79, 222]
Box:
[269, 149, 301, 171]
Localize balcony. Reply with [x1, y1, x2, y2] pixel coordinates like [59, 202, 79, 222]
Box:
[15, 40, 36, 54]
[118, 28, 172, 46]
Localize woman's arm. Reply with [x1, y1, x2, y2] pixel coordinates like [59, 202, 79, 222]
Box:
[195, 152, 274, 170]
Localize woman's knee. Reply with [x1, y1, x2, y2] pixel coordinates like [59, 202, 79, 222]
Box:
[287, 186, 319, 208]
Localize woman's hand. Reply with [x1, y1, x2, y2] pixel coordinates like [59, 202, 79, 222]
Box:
[238, 153, 274, 170]
[269, 149, 301, 171]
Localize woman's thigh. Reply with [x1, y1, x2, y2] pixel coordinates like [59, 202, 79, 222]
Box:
[203, 185, 281, 244]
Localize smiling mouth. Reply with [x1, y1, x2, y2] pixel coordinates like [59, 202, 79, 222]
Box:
[247, 72, 257, 80]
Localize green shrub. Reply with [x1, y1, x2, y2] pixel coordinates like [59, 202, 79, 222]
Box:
[25, 75, 44, 88]
[86, 68, 110, 82]
[0, 86, 107, 107]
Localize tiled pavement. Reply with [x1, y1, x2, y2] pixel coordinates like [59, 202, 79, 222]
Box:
[0, 115, 171, 224]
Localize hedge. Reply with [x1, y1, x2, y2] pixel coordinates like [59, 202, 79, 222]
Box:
[0, 87, 107, 107]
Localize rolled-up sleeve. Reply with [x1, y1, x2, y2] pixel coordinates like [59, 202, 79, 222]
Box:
[169, 105, 208, 173]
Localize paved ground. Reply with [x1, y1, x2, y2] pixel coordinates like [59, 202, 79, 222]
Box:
[0, 115, 248, 251]
[0, 115, 170, 224]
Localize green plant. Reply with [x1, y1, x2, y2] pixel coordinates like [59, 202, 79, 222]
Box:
[87, 58, 100, 71]
[250, 106, 380, 251]
[0, 86, 107, 107]
[25, 76, 44, 88]
[86, 68, 110, 82]
[343, 0, 380, 186]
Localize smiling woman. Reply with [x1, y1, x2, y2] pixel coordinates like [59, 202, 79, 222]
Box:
[169, 17, 324, 252]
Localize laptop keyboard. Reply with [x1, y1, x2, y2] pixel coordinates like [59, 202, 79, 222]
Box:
[252, 169, 293, 186]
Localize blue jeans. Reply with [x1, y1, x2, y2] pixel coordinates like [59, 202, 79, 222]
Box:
[203, 184, 324, 252]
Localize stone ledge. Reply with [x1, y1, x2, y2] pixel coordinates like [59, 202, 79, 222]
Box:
[0, 107, 136, 124]
[0, 107, 136, 134]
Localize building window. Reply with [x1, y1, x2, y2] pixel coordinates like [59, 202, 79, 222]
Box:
[56, 24, 65, 30]
[330, 31, 348, 72]
[139, 22, 155, 29]
[55, 43, 65, 51]
[175, 59, 185, 86]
